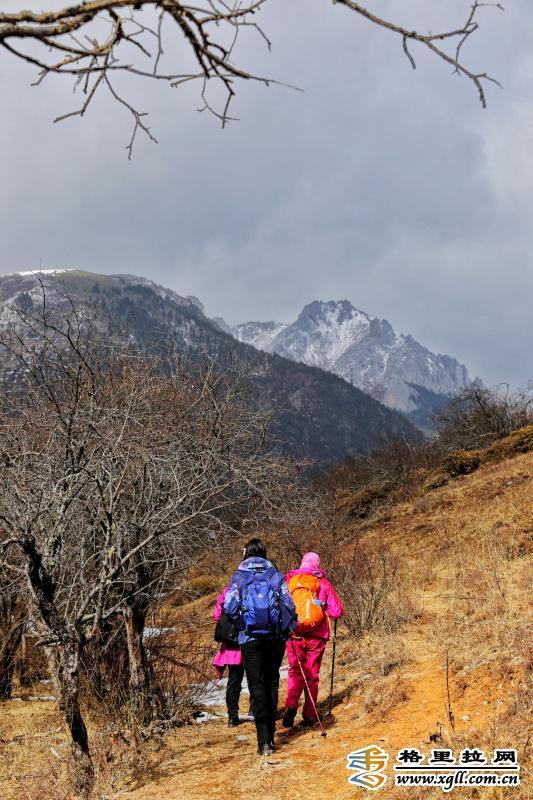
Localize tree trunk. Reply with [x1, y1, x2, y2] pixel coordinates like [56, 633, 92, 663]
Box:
[124, 602, 153, 725]
[0, 651, 15, 699]
[0, 598, 24, 699]
[18, 535, 94, 793]
[55, 641, 94, 797]
[17, 634, 30, 687]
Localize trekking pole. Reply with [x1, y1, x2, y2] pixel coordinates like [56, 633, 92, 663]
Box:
[289, 639, 327, 738]
[328, 618, 338, 716]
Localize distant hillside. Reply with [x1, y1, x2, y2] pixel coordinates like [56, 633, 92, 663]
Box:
[0, 270, 420, 464]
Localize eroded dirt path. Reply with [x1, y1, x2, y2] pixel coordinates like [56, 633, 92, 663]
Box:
[117, 588, 519, 800]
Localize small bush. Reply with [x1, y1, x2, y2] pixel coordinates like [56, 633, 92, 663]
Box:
[148, 633, 214, 723]
[319, 436, 442, 498]
[422, 472, 450, 492]
[0, 591, 27, 697]
[442, 450, 481, 477]
[485, 425, 533, 460]
[331, 542, 400, 638]
[513, 425, 533, 452]
[336, 483, 391, 519]
[15, 633, 49, 687]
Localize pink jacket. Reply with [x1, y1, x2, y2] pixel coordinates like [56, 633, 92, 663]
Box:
[285, 568, 343, 641]
[213, 586, 228, 623]
[212, 586, 242, 668]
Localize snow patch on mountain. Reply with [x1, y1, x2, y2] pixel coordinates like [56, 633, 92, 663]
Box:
[233, 321, 289, 352]
[7, 269, 75, 277]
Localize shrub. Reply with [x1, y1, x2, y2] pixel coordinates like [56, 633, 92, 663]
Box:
[422, 472, 450, 492]
[320, 436, 442, 498]
[16, 633, 49, 687]
[514, 425, 533, 452]
[80, 623, 132, 722]
[147, 633, 214, 723]
[336, 483, 391, 519]
[422, 426, 532, 491]
[485, 425, 533, 460]
[442, 450, 481, 477]
[331, 542, 400, 638]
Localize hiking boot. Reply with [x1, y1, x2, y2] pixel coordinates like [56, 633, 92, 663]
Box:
[302, 717, 315, 727]
[228, 716, 241, 727]
[282, 706, 297, 728]
[257, 743, 274, 756]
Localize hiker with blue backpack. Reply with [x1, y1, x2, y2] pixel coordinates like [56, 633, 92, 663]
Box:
[224, 538, 297, 756]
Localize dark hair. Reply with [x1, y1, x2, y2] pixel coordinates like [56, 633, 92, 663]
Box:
[243, 538, 267, 560]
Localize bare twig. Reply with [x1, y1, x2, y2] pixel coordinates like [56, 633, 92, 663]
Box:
[0, 0, 503, 155]
[333, 0, 503, 107]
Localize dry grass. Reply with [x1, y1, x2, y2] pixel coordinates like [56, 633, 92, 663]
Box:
[1, 450, 531, 800]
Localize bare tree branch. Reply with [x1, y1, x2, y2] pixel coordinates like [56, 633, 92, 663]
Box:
[0, 0, 502, 155]
[333, 0, 503, 107]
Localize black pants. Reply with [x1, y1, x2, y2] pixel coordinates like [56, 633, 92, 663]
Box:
[226, 663, 245, 719]
[241, 638, 285, 746]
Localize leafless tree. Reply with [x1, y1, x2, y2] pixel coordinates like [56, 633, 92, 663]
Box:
[0, 1, 502, 156]
[0, 294, 290, 795]
[273, 484, 334, 573]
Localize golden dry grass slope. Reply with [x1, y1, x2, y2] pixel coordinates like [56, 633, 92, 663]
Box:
[1, 449, 531, 800]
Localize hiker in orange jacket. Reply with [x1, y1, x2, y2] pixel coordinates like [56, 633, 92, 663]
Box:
[283, 551, 343, 727]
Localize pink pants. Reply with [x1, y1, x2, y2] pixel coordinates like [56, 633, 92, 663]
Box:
[285, 636, 327, 720]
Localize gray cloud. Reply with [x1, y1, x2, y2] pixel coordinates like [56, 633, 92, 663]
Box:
[1, 0, 532, 386]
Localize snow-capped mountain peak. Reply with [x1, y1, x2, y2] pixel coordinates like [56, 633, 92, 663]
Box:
[276, 300, 373, 369]
[231, 299, 476, 431]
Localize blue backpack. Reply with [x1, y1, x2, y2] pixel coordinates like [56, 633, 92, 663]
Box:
[234, 567, 287, 638]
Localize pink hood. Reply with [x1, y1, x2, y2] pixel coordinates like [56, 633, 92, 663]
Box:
[300, 551, 321, 573]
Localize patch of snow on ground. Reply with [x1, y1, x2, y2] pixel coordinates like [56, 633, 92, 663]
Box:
[193, 711, 224, 724]
[142, 627, 176, 639]
[195, 664, 288, 708]
[12, 695, 56, 702]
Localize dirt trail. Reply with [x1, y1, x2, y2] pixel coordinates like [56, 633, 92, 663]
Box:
[118, 453, 533, 799]
[118, 586, 518, 800]
[1, 453, 529, 800]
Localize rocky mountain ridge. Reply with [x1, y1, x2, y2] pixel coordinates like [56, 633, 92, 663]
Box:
[231, 299, 477, 431]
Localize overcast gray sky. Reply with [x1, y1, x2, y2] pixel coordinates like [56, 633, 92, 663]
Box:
[1, 0, 532, 386]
